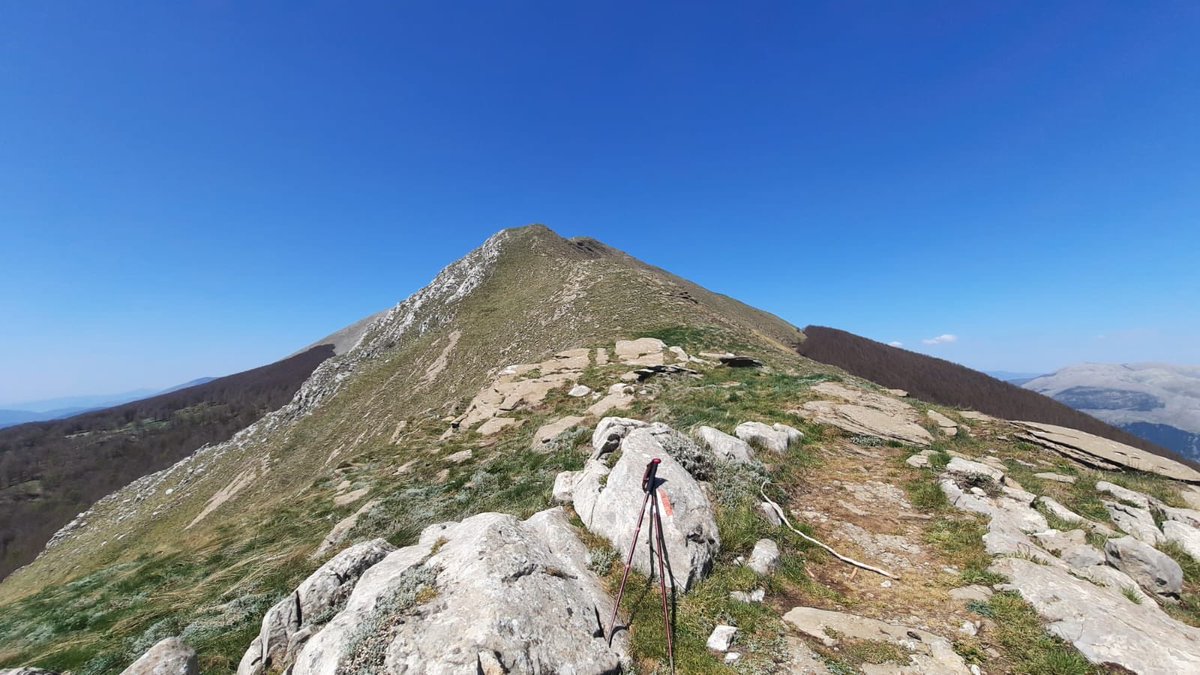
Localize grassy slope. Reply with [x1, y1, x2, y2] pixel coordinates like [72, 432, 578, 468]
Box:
[0, 226, 805, 672]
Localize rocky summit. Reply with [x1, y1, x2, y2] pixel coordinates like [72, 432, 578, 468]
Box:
[4, 225, 1200, 674]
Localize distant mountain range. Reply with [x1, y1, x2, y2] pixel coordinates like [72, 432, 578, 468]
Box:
[0, 378, 216, 429]
[1023, 363, 1200, 461]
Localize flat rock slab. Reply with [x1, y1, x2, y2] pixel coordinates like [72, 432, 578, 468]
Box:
[992, 557, 1200, 673]
[1014, 421, 1200, 482]
[292, 509, 627, 674]
[1034, 472, 1077, 484]
[783, 607, 970, 674]
[799, 401, 933, 447]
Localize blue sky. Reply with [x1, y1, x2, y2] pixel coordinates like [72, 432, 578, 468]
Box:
[2, 2, 1199, 405]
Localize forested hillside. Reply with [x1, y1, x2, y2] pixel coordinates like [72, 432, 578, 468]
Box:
[0, 345, 334, 579]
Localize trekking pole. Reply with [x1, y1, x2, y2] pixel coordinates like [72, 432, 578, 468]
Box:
[604, 458, 675, 674]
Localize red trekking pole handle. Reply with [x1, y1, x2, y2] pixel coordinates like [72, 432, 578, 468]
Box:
[641, 458, 661, 493]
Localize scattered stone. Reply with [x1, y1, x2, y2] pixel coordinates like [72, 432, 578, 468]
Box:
[1096, 481, 1153, 510]
[945, 457, 1004, 485]
[992, 557, 1200, 673]
[734, 422, 797, 453]
[718, 355, 763, 368]
[667, 345, 690, 363]
[949, 585, 993, 603]
[747, 539, 780, 575]
[333, 487, 370, 507]
[695, 426, 755, 464]
[906, 449, 934, 469]
[586, 385, 636, 417]
[1034, 472, 1077, 484]
[121, 638, 198, 675]
[1163, 520, 1200, 561]
[1059, 544, 1107, 569]
[782, 607, 970, 673]
[532, 416, 586, 448]
[1105, 502, 1163, 545]
[477, 417, 522, 436]
[313, 499, 379, 558]
[927, 409, 959, 436]
[1105, 536, 1183, 600]
[959, 620, 978, 637]
[724, 652, 741, 663]
[783, 637, 833, 674]
[614, 337, 666, 366]
[706, 625, 737, 651]
[551, 471, 580, 504]
[1037, 496, 1085, 526]
[758, 501, 783, 527]
[291, 509, 628, 673]
[730, 588, 765, 603]
[567, 384, 592, 397]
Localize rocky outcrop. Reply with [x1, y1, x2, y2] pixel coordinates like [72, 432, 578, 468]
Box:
[783, 607, 970, 674]
[290, 508, 626, 674]
[1014, 421, 1200, 482]
[694, 425, 755, 464]
[312, 499, 379, 559]
[566, 425, 719, 591]
[238, 539, 395, 675]
[993, 557, 1200, 673]
[796, 382, 933, 446]
[121, 638, 198, 675]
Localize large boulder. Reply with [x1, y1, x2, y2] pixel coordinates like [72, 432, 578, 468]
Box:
[291, 508, 626, 674]
[734, 421, 798, 454]
[572, 426, 719, 591]
[121, 638, 197, 675]
[1105, 536, 1183, 600]
[993, 557, 1200, 673]
[694, 425, 755, 464]
[238, 539, 395, 675]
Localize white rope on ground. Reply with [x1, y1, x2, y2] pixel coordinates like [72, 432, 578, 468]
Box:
[760, 480, 898, 580]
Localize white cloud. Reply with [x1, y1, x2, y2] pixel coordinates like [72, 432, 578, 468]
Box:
[888, 341, 904, 348]
[922, 334, 958, 345]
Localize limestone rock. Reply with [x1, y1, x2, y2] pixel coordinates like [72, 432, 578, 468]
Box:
[1060, 544, 1107, 569]
[312, 499, 379, 559]
[1034, 472, 1076, 484]
[532, 415, 586, 448]
[949, 585, 992, 603]
[572, 426, 719, 591]
[589, 417, 646, 459]
[0, 670, 59, 675]
[1096, 481, 1153, 509]
[945, 457, 1004, 485]
[552, 471, 580, 504]
[292, 509, 627, 674]
[795, 382, 934, 446]
[734, 421, 795, 453]
[747, 539, 780, 575]
[730, 588, 765, 603]
[567, 384, 592, 397]
[1105, 536, 1183, 600]
[1105, 502, 1163, 545]
[782, 607, 970, 673]
[1163, 520, 1200, 561]
[695, 426, 755, 464]
[586, 384, 636, 417]
[992, 557, 1200, 673]
[758, 501, 783, 528]
[706, 625, 737, 651]
[1037, 496, 1085, 526]
[239, 539, 395, 675]
[1032, 529, 1087, 554]
[1014, 421, 1200, 482]
[122, 638, 198, 675]
[926, 409, 959, 436]
[614, 337, 666, 366]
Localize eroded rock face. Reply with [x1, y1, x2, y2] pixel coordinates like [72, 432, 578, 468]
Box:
[782, 607, 970, 674]
[570, 426, 719, 591]
[795, 382, 934, 447]
[121, 638, 198, 675]
[695, 425, 755, 464]
[291, 509, 626, 674]
[1014, 421, 1200, 482]
[993, 557, 1200, 673]
[1105, 536, 1183, 600]
[238, 539, 395, 675]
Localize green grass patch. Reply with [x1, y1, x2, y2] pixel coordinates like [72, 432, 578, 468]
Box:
[985, 592, 1098, 674]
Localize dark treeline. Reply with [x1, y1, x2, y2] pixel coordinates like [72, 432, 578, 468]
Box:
[0, 345, 334, 580]
[796, 326, 1194, 466]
